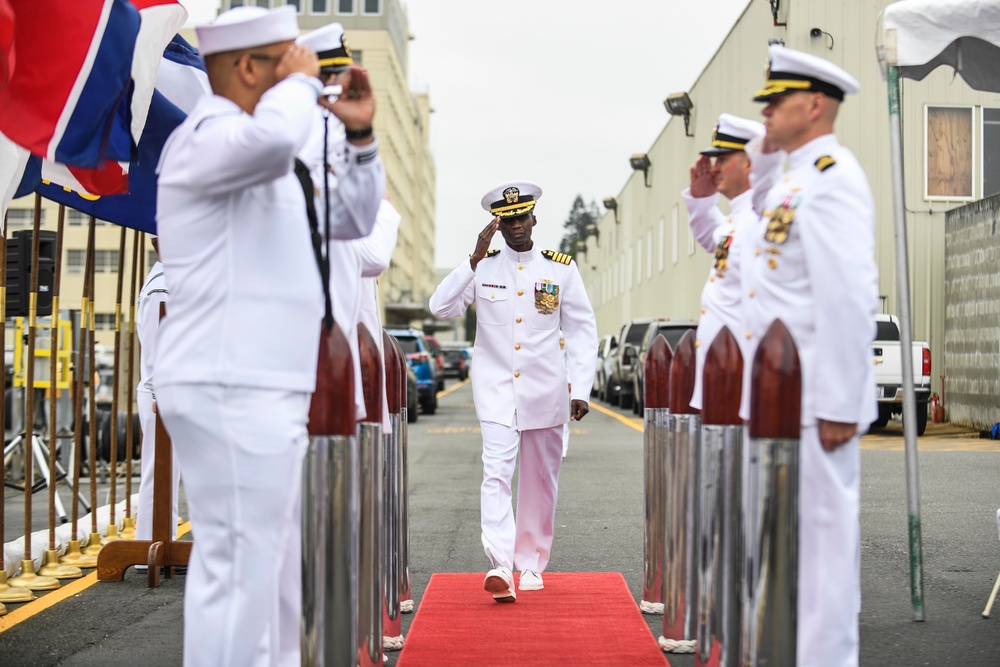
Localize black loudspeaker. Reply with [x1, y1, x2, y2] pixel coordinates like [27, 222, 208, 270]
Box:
[6, 230, 57, 318]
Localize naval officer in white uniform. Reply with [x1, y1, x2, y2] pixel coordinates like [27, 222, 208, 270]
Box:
[683, 114, 764, 410]
[154, 7, 382, 666]
[741, 45, 877, 667]
[298, 22, 386, 421]
[430, 182, 598, 602]
[133, 237, 178, 544]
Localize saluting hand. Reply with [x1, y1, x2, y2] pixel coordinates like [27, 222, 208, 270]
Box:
[570, 399, 589, 421]
[276, 44, 319, 82]
[689, 155, 717, 198]
[469, 217, 500, 270]
[320, 65, 376, 144]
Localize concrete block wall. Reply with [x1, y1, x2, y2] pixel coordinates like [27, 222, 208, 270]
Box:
[943, 193, 1000, 429]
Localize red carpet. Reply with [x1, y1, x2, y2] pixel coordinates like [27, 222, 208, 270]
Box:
[397, 572, 670, 666]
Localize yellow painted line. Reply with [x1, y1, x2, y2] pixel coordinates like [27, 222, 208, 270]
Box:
[0, 521, 192, 633]
[590, 402, 644, 433]
[436, 378, 470, 399]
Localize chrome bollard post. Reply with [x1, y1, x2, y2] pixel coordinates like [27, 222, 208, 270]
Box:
[744, 319, 801, 666]
[696, 327, 743, 667]
[302, 324, 359, 667]
[641, 334, 672, 615]
[660, 331, 700, 654]
[357, 323, 384, 667]
[391, 336, 414, 614]
[381, 331, 403, 651]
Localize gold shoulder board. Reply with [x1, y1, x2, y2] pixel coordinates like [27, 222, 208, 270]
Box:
[486, 249, 500, 257]
[542, 250, 572, 265]
[814, 155, 836, 172]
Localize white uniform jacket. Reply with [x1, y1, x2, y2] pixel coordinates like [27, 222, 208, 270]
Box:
[136, 262, 169, 397]
[298, 112, 385, 420]
[354, 200, 402, 430]
[156, 75, 358, 393]
[429, 245, 598, 431]
[683, 188, 756, 410]
[741, 133, 879, 427]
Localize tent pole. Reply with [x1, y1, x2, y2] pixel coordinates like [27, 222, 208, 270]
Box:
[887, 65, 925, 622]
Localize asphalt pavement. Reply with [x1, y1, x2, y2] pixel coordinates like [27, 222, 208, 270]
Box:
[2, 380, 1000, 666]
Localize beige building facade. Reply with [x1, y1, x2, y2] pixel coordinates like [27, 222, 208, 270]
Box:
[586, 0, 1000, 378]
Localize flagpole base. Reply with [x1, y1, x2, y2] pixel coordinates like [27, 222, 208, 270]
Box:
[60, 540, 98, 568]
[38, 549, 84, 580]
[101, 524, 122, 545]
[0, 571, 36, 603]
[8, 560, 60, 591]
[120, 517, 137, 540]
[82, 533, 104, 557]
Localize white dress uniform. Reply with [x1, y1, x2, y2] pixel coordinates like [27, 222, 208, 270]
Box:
[430, 184, 597, 574]
[353, 199, 402, 430]
[683, 113, 764, 411]
[133, 261, 179, 542]
[741, 45, 877, 667]
[153, 8, 382, 667]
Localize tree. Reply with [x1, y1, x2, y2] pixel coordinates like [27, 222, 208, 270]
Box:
[558, 195, 601, 261]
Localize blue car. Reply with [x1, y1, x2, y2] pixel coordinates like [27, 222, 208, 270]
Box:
[387, 328, 438, 415]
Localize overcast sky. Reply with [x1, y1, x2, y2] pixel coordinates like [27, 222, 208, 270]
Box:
[182, 0, 751, 269]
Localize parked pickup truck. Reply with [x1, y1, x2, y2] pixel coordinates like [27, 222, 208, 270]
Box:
[871, 314, 931, 435]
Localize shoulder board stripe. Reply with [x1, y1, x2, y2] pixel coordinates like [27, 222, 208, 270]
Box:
[815, 155, 836, 172]
[542, 250, 572, 265]
[486, 249, 500, 257]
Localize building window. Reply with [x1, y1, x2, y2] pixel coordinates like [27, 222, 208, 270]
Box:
[335, 0, 354, 13]
[361, 0, 380, 14]
[983, 107, 1000, 199]
[5, 208, 39, 227]
[94, 250, 120, 273]
[147, 250, 158, 270]
[658, 217, 665, 272]
[229, 0, 244, 6]
[67, 250, 85, 274]
[646, 229, 653, 279]
[672, 206, 679, 265]
[636, 238, 643, 285]
[350, 49, 362, 65]
[310, 0, 329, 13]
[94, 313, 116, 331]
[925, 104, 974, 201]
[67, 209, 87, 225]
[286, 0, 303, 11]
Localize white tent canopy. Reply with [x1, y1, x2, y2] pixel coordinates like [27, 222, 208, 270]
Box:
[878, 0, 1000, 92]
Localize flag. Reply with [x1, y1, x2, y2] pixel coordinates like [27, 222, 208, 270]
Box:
[0, 0, 141, 167]
[127, 0, 188, 144]
[15, 35, 210, 234]
[0, 0, 13, 91]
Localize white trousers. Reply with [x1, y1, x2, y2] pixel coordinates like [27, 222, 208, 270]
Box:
[480, 416, 563, 572]
[135, 391, 180, 541]
[158, 384, 309, 667]
[798, 425, 860, 667]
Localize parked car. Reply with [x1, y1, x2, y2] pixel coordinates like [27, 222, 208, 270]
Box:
[871, 314, 931, 435]
[598, 336, 618, 402]
[605, 318, 654, 409]
[441, 347, 470, 381]
[630, 320, 699, 414]
[425, 335, 446, 392]
[593, 334, 616, 396]
[405, 363, 419, 423]
[387, 328, 438, 415]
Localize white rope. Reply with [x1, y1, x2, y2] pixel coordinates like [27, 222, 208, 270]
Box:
[658, 636, 695, 653]
[382, 635, 404, 651]
[400, 599, 415, 613]
[640, 600, 664, 615]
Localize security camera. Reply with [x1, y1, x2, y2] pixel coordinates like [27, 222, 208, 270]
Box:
[810, 28, 822, 38]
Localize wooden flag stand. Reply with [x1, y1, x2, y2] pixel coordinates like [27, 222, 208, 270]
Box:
[97, 303, 190, 587]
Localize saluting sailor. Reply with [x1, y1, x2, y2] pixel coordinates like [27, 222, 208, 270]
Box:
[154, 6, 381, 666]
[430, 182, 598, 603]
[298, 22, 386, 422]
[741, 45, 878, 667]
[682, 113, 764, 410]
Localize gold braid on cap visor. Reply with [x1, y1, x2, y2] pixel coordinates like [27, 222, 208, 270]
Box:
[318, 56, 352, 67]
[490, 201, 537, 217]
[753, 78, 813, 98]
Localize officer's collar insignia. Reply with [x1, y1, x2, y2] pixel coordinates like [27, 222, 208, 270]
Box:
[814, 155, 836, 172]
[542, 249, 572, 265]
[503, 187, 520, 204]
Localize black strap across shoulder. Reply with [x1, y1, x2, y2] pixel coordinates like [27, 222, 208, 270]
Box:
[293, 157, 334, 331]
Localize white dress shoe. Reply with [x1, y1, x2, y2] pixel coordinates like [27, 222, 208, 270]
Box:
[484, 566, 516, 602]
[519, 569, 544, 590]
